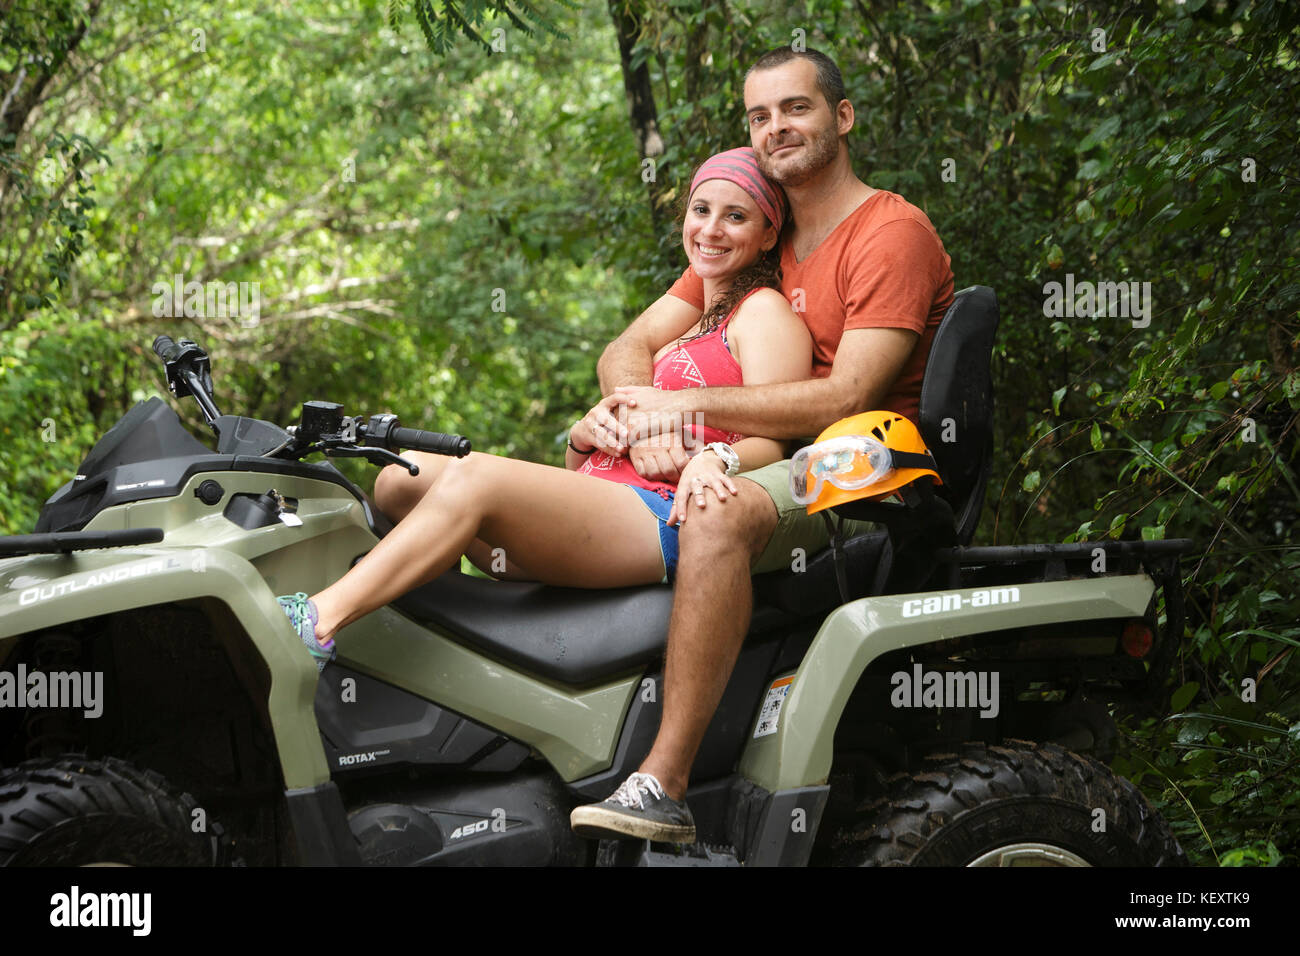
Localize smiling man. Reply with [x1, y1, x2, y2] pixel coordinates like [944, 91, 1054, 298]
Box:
[569, 46, 955, 843]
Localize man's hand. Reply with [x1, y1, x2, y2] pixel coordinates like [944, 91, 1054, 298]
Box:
[612, 385, 690, 443]
[629, 431, 691, 483]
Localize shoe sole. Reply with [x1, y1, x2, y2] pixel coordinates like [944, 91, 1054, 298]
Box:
[569, 805, 696, 844]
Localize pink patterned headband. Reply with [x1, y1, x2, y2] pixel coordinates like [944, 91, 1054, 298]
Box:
[689, 146, 786, 234]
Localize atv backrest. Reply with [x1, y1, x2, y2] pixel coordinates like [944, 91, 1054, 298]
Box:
[917, 285, 1000, 546]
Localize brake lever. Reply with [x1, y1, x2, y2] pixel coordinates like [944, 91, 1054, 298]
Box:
[324, 444, 420, 476]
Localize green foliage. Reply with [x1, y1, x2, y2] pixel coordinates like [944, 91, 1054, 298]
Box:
[0, 0, 633, 532]
[386, 0, 576, 52]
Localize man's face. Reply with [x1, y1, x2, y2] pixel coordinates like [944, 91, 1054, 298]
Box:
[744, 59, 844, 187]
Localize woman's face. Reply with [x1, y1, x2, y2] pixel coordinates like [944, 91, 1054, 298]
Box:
[682, 179, 778, 283]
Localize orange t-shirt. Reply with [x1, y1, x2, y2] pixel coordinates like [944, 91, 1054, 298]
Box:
[667, 189, 954, 426]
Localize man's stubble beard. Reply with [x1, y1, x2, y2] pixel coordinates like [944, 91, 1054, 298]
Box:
[758, 120, 840, 188]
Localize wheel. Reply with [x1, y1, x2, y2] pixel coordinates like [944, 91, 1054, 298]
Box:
[831, 740, 1186, 867]
[0, 756, 231, 866]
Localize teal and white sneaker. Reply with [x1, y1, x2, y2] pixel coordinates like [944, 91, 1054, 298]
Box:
[276, 592, 335, 672]
[570, 772, 696, 843]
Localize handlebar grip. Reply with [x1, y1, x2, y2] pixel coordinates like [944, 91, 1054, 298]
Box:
[153, 335, 177, 360]
[391, 426, 471, 457]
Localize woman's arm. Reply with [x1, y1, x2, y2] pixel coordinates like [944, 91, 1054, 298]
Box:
[566, 417, 599, 471]
[726, 287, 814, 390]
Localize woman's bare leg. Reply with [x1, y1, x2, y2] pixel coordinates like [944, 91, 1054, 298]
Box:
[312, 453, 666, 641]
[375, 452, 529, 579]
[372, 454, 451, 522]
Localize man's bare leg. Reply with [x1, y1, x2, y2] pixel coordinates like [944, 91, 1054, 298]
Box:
[636, 480, 777, 801]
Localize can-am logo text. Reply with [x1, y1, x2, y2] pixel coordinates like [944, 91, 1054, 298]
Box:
[901, 587, 1020, 617]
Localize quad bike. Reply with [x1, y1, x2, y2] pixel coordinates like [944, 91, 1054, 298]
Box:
[0, 286, 1190, 866]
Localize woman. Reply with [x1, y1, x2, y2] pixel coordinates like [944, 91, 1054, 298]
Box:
[277, 147, 813, 668]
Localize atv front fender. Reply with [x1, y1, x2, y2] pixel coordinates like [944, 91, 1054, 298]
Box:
[0, 546, 329, 788]
[737, 574, 1156, 793]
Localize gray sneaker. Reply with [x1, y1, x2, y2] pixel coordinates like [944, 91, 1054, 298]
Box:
[570, 772, 696, 843]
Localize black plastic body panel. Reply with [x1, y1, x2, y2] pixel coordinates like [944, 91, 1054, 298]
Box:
[315, 666, 530, 776]
[390, 571, 678, 685]
[344, 770, 587, 866]
[214, 414, 292, 456]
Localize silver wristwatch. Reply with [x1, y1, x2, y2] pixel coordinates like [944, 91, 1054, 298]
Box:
[705, 442, 740, 476]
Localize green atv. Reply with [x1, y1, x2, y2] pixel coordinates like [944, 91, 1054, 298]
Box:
[0, 286, 1189, 866]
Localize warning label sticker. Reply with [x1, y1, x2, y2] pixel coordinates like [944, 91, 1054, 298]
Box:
[753, 676, 794, 738]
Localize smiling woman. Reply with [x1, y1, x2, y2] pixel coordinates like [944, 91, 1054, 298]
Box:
[679, 147, 787, 341]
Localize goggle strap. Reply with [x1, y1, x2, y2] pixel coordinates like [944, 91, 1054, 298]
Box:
[888, 450, 938, 472]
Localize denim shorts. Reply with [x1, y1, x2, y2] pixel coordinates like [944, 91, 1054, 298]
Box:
[626, 485, 679, 584]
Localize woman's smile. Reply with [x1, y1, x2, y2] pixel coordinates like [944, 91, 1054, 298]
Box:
[683, 179, 776, 280]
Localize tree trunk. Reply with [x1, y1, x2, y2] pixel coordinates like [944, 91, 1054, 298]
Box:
[606, 0, 669, 227]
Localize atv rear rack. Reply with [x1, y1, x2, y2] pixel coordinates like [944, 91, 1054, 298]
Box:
[938, 538, 1193, 695]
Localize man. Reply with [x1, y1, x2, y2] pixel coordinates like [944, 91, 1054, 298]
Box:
[566, 46, 954, 843]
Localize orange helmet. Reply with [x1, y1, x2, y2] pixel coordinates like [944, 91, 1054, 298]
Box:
[789, 411, 942, 515]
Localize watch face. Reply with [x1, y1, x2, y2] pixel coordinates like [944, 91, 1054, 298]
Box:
[709, 443, 739, 474]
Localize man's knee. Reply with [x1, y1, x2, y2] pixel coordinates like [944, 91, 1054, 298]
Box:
[678, 481, 776, 563]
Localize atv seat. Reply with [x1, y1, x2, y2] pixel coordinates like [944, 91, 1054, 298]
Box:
[389, 571, 674, 685]
[753, 285, 1000, 615]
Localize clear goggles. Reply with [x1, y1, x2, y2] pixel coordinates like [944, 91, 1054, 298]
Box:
[789, 435, 936, 505]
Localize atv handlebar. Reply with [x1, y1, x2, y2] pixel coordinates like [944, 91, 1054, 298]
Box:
[153, 335, 220, 430]
[389, 426, 470, 458]
[360, 413, 471, 458]
[289, 403, 471, 475]
[152, 335, 472, 472]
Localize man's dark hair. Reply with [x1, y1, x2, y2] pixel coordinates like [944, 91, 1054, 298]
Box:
[746, 46, 848, 112]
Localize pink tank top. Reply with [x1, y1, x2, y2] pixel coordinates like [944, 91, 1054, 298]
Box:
[579, 289, 757, 496]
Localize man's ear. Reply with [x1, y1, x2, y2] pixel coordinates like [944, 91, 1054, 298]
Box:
[836, 98, 855, 137]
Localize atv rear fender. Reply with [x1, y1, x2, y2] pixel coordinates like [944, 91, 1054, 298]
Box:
[736, 573, 1157, 793]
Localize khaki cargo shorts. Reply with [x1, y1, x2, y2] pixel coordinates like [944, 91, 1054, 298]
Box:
[739, 459, 875, 575]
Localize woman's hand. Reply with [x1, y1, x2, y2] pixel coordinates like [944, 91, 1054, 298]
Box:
[669, 450, 739, 526]
[574, 394, 630, 456]
[630, 431, 690, 483]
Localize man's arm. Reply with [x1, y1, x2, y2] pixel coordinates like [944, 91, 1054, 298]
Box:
[593, 291, 701, 476]
[597, 292, 702, 395]
[617, 325, 918, 440]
